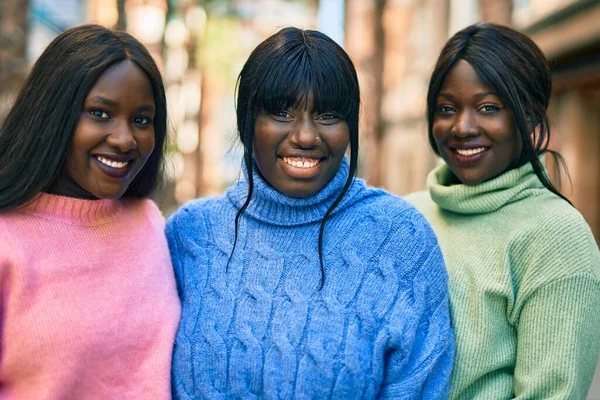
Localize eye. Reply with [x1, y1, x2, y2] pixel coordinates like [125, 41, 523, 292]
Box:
[317, 113, 340, 121]
[89, 109, 110, 119]
[133, 116, 152, 126]
[271, 111, 293, 121]
[436, 105, 455, 114]
[316, 113, 342, 126]
[479, 104, 500, 114]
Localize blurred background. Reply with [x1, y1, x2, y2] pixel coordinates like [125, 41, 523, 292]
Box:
[1, 0, 599, 395]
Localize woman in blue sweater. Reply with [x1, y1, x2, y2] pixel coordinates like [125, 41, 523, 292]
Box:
[167, 27, 454, 399]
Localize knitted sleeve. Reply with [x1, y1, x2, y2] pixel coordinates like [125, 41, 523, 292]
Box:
[378, 211, 455, 399]
[511, 213, 600, 399]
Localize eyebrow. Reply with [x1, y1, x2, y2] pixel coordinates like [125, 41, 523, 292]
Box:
[90, 96, 117, 106]
[437, 91, 499, 101]
[474, 91, 499, 100]
[89, 96, 156, 113]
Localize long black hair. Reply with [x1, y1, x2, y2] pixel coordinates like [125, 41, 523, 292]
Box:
[233, 27, 361, 287]
[0, 24, 168, 211]
[426, 23, 570, 203]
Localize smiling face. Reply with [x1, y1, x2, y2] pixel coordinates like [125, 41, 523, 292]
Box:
[253, 95, 350, 197]
[432, 60, 522, 185]
[51, 60, 156, 199]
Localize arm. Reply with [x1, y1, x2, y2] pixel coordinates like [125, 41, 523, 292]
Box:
[511, 213, 600, 399]
[514, 274, 600, 399]
[378, 214, 455, 399]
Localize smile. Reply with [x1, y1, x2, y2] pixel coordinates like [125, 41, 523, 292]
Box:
[281, 156, 322, 169]
[279, 156, 324, 180]
[450, 146, 489, 165]
[454, 147, 486, 156]
[91, 155, 133, 179]
[96, 155, 130, 169]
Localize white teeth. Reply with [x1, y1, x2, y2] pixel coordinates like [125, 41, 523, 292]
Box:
[455, 147, 486, 156]
[282, 157, 321, 169]
[96, 156, 129, 169]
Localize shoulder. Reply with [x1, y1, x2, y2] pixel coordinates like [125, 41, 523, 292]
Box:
[165, 195, 229, 240]
[335, 185, 441, 264]
[0, 214, 23, 269]
[120, 198, 166, 231]
[403, 190, 437, 219]
[404, 189, 432, 207]
[343, 183, 425, 221]
[511, 194, 600, 280]
[0, 209, 27, 244]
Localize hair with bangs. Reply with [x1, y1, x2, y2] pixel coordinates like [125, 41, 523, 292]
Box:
[426, 23, 570, 203]
[0, 24, 167, 211]
[233, 27, 360, 287]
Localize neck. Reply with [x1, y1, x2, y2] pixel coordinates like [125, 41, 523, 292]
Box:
[427, 160, 545, 215]
[48, 173, 97, 200]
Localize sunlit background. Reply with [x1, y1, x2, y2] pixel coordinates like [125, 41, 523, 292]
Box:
[1, 0, 599, 395]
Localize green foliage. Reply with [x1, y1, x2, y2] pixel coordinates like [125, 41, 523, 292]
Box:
[196, 17, 250, 88]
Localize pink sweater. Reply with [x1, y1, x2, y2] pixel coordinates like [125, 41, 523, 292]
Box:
[0, 193, 181, 399]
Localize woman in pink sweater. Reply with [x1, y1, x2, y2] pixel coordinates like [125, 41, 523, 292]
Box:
[0, 25, 180, 399]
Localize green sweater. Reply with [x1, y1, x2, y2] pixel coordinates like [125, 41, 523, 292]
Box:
[406, 161, 600, 400]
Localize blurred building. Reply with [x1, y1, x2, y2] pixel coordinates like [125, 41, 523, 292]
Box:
[517, 0, 600, 250]
[346, 0, 600, 246]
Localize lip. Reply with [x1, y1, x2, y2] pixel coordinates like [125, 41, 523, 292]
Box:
[278, 155, 325, 179]
[91, 154, 134, 179]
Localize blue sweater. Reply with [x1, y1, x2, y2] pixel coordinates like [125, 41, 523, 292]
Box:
[167, 158, 454, 399]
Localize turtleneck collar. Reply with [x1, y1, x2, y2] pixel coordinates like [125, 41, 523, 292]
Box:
[427, 161, 545, 215]
[226, 157, 365, 226]
[17, 192, 122, 226]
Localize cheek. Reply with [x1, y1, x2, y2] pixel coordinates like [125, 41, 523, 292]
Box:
[253, 132, 281, 163]
[431, 122, 447, 149]
[327, 125, 350, 153]
[65, 138, 89, 173]
[139, 133, 156, 160]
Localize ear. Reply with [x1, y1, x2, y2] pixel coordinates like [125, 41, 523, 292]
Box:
[524, 113, 540, 134]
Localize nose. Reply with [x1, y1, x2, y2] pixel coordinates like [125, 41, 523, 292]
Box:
[452, 110, 479, 137]
[106, 120, 137, 153]
[289, 117, 320, 148]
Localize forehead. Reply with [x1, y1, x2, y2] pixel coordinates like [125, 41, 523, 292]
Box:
[86, 60, 154, 104]
[441, 59, 492, 93]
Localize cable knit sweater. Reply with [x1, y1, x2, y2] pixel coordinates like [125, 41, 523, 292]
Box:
[0, 193, 181, 399]
[406, 161, 600, 400]
[167, 158, 454, 399]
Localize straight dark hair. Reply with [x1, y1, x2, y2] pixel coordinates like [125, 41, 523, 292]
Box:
[426, 23, 570, 203]
[233, 27, 361, 287]
[0, 24, 168, 211]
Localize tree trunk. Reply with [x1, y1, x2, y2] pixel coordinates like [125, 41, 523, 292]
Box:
[479, 0, 513, 25]
[115, 0, 127, 31]
[0, 0, 29, 118]
[344, 0, 387, 185]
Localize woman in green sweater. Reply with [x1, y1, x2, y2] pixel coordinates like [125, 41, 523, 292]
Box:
[407, 23, 600, 399]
